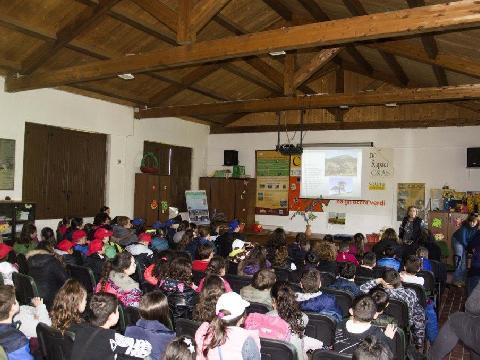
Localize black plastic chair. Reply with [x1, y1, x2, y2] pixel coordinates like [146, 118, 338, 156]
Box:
[192, 270, 205, 286]
[224, 274, 252, 293]
[319, 272, 336, 287]
[67, 264, 96, 293]
[372, 266, 388, 278]
[393, 327, 406, 360]
[417, 270, 436, 295]
[246, 302, 270, 314]
[175, 318, 201, 339]
[36, 322, 75, 360]
[260, 338, 297, 360]
[383, 298, 409, 330]
[403, 282, 427, 308]
[0, 273, 3, 286]
[321, 288, 353, 316]
[312, 349, 351, 359]
[16, 253, 29, 274]
[12, 272, 39, 305]
[304, 313, 336, 347]
[228, 261, 238, 275]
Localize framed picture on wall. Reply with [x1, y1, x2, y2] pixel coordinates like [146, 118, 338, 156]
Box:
[0, 139, 15, 190]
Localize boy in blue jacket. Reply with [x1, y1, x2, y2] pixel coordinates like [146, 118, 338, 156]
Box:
[0, 285, 34, 359]
[295, 268, 342, 322]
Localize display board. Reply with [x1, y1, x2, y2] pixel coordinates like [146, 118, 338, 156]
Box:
[0, 139, 15, 190]
[255, 150, 290, 215]
[185, 190, 210, 225]
[397, 183, 425, 220]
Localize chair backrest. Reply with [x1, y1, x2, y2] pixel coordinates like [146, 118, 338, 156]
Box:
[312, 349, 351, 359]
[67, 264, 96, 293]
[321, 288, 353, 316]
[36, 323, 75, 360]
[174, 318, 201, 339]
[383, 298, 409, 330]
[192, 270, 205, 286]
[273, 268, 290, 282]
[393, 327, 406, 360]
[354, 276, 372, 286]
[16, 253, 29, 274]
[403, 282, 427, 307]
[304, 313, 336, 347]
[246, 302, 270, 315]
[417, 270, 435, 294]
[372, 266, 388, 278]
[319, 272, 336, 287]
[228, 261, 238, 275]
[12, 272, 39, 305]
[260, 338, 297, 360]
[224, 274, 252, 293]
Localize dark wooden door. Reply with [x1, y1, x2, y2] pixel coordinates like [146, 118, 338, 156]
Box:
[234, 178, 256, 226]
[209, 178, 236, 221]
[159, 176, 171, 222]
[134, 173, 160, 226]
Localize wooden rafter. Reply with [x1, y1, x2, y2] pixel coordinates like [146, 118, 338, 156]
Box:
[135, 84, 480, 118]
[223, 63, 282, 94]
[8, 1, 480, 92]
[129, 0, 178, 33]
[262, 0, 292, 21]
[21, 0, 120, 74]
[191, 0, 232, 34]
[283, 52, 296, 96]
[294, 47, 343, 88]
[149, 64, 222, 105]
[405, 0, 448, 86]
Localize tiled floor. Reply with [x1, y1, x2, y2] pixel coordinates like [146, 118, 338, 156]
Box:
[437, 286, 470, 360]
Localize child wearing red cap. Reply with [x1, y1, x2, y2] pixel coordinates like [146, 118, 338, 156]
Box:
[94, 228, 121, 259]
[71, 229, 89, 256]
[126, 233, 153, 257]
[0, 243, 17, 285]
[84, 239, 106, 282]
[54, 240, 78, 266]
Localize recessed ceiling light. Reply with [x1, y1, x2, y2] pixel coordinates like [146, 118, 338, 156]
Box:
[385, 103, 397, 107]
[339, 105, 349, 109]
[118, 73, 135, 80]
[269, 50, 286, 56]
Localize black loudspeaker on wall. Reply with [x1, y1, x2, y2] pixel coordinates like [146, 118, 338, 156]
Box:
[224, 150, 238, 166]
[467, 148, 480, 168]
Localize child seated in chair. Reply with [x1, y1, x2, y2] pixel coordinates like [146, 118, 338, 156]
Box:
[328, 262, 362, 297]
[0, 285, 34, 359]
[334, 295, 396, 356]
[376, 246, 401, 272]
[192, 243, 215, 272]
[353, 335, 393, 360]
[416, 247, 433, 272]
[400, 255, 425, 285]
[70, 293, 152, 360]
[336, 241, 359, 266]
[295, 268, 342, 322]
[356, 252, 376, 278]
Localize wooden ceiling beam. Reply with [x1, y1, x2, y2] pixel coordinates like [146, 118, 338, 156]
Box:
[136, 84, 480, 118]
[210, 118, 480, 134]
[366, 40, 480, 79]
[149, 64, 221, 105]
[262, 0, 293, 21]
[21, 0, 120, 74]
[379, 50, 409, 86]
[177, 0, 195, 44]
[405, 0, 448, 86]
[7, 0, 480, 92]
[129, 0, 177, 33]
[345, 46, 373, 75]
[191, 0, 232, 34]
[71, 82, 149, 106]
[294, 47, 343, 88]
[296, 0, 330, 22]
[283, 52, 296, 96]
[223, 63, 282, 94]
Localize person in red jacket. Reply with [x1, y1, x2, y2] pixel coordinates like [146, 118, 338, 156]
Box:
[336, 241, 359, 266]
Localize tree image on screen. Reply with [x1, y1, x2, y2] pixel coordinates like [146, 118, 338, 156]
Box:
[325, 154, 357, 176]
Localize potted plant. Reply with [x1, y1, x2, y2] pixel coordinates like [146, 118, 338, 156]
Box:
[291, 210, 318, 237]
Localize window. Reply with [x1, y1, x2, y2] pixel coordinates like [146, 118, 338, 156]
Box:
[23, 123, 107, 219]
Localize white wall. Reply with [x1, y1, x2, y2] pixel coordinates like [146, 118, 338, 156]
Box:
[0, 77, 209, 230]
[208, 127, 480, 235]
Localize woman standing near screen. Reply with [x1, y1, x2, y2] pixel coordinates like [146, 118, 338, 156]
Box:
[399, 206, 425, 247]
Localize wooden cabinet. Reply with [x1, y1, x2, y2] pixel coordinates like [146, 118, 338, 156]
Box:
[0, 201, 36, 245]
[199, 177, 256, 226]
[428, 211, 468, 265]
[134, 173, 171, 225]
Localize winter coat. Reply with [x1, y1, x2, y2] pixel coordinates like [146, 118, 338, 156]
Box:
[240, 285, 273, 309]
[399, 216, 424, 243]
[452, 224, 479, 248]
[27, 251, 68, 309]
[0, 323, 33, 360]
[84, 254, 106, 282]
[125, 319, 175, 360]
[96, 271, 142, 307]
[328, 277, 362, 297]
[158, 278, 197, 320]
[295, 291, 342, 322]
[372, 239, 401, 259]
[13, 242, 36, 255]
[376, 257, 401, 271]
[186, 237, 212, 260]
[336, 252, 359, 266]
[112, 225, 138, 247]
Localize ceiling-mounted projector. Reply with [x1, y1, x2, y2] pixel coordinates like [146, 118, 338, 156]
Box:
[276, 143, 303, 155]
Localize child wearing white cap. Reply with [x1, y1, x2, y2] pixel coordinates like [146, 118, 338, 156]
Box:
[195, 292, 261, 360]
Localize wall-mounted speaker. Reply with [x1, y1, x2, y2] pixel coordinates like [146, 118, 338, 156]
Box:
[224, 150, 238, 166]
[467, 148, 480, 168]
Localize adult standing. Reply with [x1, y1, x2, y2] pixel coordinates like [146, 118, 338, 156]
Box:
[452, 213, 479, 287]
[399, 206, 425, 246]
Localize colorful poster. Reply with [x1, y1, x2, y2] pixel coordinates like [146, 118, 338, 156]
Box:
[255, 150, 290, 215]
[185, 190, 210, 225]
[397, 183, 425, 220]
[0, 139, 15, 190]
[328, 212, 346, 225]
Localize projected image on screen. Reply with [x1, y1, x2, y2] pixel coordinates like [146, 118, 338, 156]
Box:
[300, 148, 363, 199]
